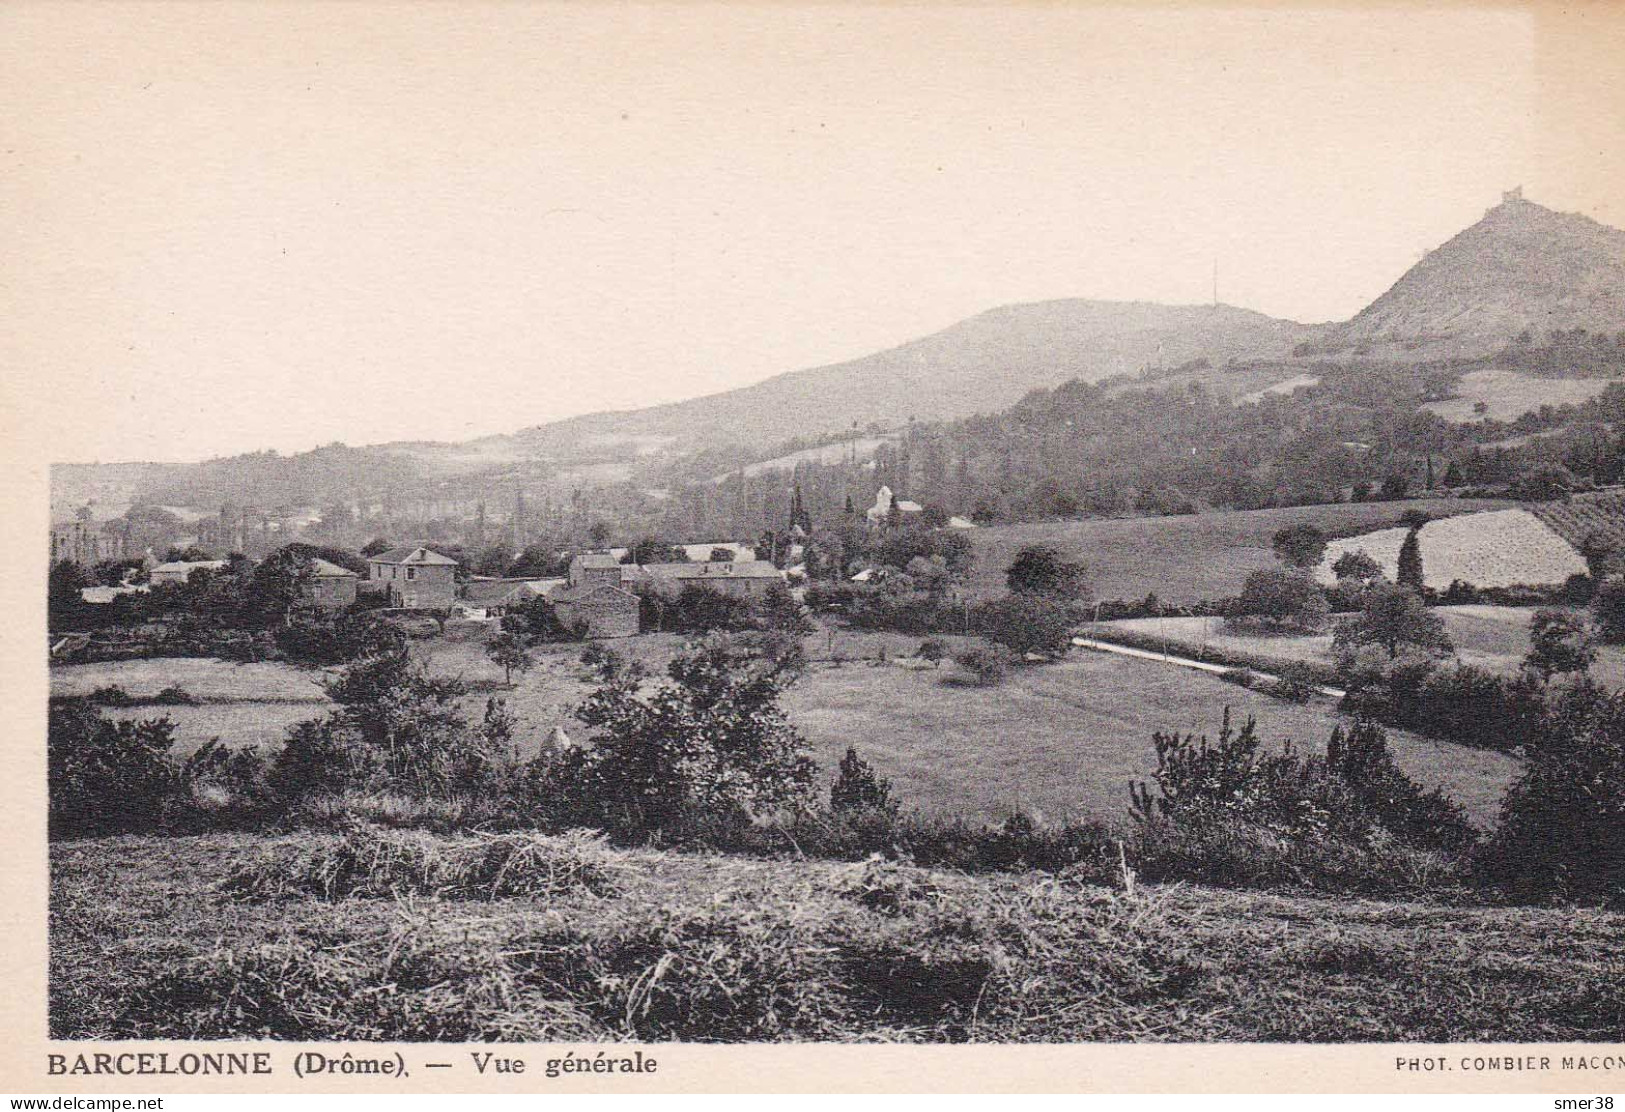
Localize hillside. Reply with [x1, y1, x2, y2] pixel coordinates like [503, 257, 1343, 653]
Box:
[498, 300, 1320, 458]
[1323, 195, 1625, 360]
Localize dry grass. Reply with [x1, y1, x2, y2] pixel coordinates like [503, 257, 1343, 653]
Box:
[51, 831, 1625, 1043]
[224, 825, 624, 902]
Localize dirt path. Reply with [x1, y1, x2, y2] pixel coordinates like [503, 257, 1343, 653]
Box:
[1070, 637, 1347, 700]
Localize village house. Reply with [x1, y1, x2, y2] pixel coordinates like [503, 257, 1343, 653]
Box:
[367, 545, 459, 609]
[628, 558, 785, 600]
[299, 558, 360, 611]
[148, 559, 228, 586]
[454, 578, 549, 620]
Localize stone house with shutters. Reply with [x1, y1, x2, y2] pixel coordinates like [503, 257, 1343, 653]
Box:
[367, 545, 459, 609]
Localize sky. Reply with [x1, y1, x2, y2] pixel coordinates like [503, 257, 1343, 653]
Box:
[5, 2, 1623, 463]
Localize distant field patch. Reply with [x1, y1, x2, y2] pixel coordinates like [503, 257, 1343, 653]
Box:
[1424, 369, 1615, 422]
[1314, 509, 1586, 590]
[968, 499, 1511, 605]
[49, 658, 328, 703]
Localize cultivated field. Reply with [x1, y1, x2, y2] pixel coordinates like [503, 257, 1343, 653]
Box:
[966, 499, 1511, 604]
[1104, 606, 1625, 693]
[1314, 509, 1587, 590]
[51, 831, 1625, 1042]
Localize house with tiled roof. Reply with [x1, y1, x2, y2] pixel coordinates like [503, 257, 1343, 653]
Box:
[300, 557, 360, 611]
[367, 545, 459, 609]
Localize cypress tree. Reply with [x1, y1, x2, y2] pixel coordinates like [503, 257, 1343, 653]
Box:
[1397, 526, 1425, 592]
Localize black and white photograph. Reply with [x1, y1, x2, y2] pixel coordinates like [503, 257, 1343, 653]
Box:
[9, 0, 1625, 1086]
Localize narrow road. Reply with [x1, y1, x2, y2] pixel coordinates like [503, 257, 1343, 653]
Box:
[1071, 637, 1347, 700]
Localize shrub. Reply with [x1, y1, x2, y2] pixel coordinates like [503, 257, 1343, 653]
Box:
[916, 638, 948, 667]
[830, 748, 899, 818]
[152, 685, 200, 706]
[178, 741, 275, 827]
[85, 685, 137, 707]
[1129, 711, 1474, 881]
[268, 718, 380, 801]
[1271, 662, 1320, 703]
[951, 645, 1011, 686]
[48, 703, 180, 838]
[1219, 667, 1257, 689]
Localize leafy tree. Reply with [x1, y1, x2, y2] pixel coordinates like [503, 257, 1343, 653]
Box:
[1396, 527, 1425, 592]
[322, 640, 478, 791]
[756, 581, 813, 636]
[587, 521, 613, 548]
[670, 584, 756, 633]
[1005, 545, 1090, 601]
[360, 537, 392, 558]
[1479, 683, 1625, 901]
[1271, 523, 1327, 569]
[974, 593, 1077, 657]
[1331, 550, 1384, 588]
[1231, 568, 1330, 632]
[830, 747, 898, 817]
[485, 630, 534, 685]
[470, 546, 513, 577]
[623, 537, 688, 565]
[48, 560, 89, 629]
[1580, 532, 1619, 581]
[1525, 609, 1596, 683]
[1512, 465, 1575, 502]
[1595, 579, 1625, 644]
[1333, 583, 1452, 662]
[163, 545, 213, 563]
[568, 636, 817, 836]
[1379, 473, 1410, 501]
[508, 543, 568, 578]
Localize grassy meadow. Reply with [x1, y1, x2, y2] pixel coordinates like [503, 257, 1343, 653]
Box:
[51, 830, 1625, 1042]
[50, 629, 1522, 827]
[965, 499, 1511, 605]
